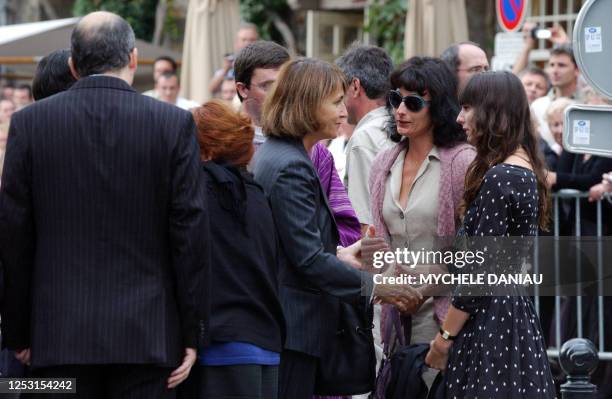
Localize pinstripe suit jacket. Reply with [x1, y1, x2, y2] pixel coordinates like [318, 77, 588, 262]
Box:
[0, 76, 209, 368]
[252, 136, 373, 357]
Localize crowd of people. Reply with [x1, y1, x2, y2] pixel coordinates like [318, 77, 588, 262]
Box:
[0, 10, 611, 399]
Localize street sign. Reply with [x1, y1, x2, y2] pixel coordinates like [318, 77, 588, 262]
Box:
[573, 0, 612, 99]
[496, 0, 528, 32]
[564, 105, 612, 157]
[492, 31, 524, 70]
[564, 0, 612, 158]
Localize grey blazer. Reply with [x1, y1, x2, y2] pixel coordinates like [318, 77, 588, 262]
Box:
[253, 136, 373, 357]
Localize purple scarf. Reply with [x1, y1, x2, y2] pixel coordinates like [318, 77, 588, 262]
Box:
[310, 142, 361, 247]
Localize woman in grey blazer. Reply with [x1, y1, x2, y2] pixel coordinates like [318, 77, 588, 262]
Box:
[252, 58, 421, 399]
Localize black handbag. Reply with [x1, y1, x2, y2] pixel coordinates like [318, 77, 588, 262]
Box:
[313, 297, 376, 395]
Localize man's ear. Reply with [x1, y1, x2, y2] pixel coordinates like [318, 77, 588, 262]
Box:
[68, 57, 80, 80]
[235, 82, 249, 99]
[352, 78, 362, 98]
[129, 48, 138, 71]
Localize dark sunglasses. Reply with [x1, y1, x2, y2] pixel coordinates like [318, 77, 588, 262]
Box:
[388, 90, 431, 112]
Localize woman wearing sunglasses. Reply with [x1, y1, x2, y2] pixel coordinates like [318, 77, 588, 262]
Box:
[366, 56, 475, 387]
[425, 71, 555, 398]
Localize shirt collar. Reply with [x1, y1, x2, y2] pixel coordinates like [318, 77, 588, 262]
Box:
[355, 106, 389, 130]
[428, 146, 440, 160]
[253, 126, 266, 144]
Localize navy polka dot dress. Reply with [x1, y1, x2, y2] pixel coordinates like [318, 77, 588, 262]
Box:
[445, 164, 556, 398]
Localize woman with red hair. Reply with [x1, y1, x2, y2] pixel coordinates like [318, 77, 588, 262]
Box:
[182, 100, 284, 399]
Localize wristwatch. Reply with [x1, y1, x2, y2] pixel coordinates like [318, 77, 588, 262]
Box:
[439, 328, 457, 341]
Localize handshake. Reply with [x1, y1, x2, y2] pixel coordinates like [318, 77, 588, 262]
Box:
[337, 225, 425, 314]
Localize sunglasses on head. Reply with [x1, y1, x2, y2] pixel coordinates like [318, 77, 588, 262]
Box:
[388, 90, 431, 112]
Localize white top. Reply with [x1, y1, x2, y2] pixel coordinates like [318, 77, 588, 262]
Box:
[142, 89, 158, 99]
[175, 97, 200, 110]
[382, 145, 441, 366]
[344, 106, 394, 225]
[382, 146, 440, 252]
[327, 137, 349, 182]
[142, 90, 199, 111]
[531, 92, 565, 155]
[253, 126, 266, 147]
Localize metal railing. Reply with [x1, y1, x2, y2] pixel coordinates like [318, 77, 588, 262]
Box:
[533, 189, 612, 361]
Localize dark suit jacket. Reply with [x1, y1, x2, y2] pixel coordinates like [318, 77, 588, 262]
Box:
[252, 136, 373, 357]
[554, 151, 612, 235]
[0, 76, 209, 368]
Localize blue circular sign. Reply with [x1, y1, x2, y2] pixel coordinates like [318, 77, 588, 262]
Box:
[497, 0, 528, 32]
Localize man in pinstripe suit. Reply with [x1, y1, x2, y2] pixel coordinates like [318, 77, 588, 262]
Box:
[0, 12, 208, 398]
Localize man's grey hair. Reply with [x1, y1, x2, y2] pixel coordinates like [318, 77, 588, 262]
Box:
[71, 13, 136, 77]
[335, 43, 393, 100]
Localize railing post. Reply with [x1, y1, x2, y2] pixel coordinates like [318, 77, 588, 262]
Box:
[560, 338, 599, 399]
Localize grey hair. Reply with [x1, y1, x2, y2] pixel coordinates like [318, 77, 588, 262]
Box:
[335, 43, 393, 100]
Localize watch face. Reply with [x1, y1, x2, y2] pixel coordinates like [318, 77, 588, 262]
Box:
[440, 328, 454, 340]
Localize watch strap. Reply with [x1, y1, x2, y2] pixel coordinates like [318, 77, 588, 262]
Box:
[439, 328, 456, 341]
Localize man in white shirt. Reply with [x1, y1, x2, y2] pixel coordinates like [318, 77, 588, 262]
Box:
[531, 44, 580, 153]
[142, 56, 178, 99]
[335, 44, 394, 230]
[156, 72, 199, 110]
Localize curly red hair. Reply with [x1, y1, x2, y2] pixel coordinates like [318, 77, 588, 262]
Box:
[191, 100, 254, 168]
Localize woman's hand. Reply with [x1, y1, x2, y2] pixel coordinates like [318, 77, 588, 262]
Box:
[360, 225, 391, 272]
[337, 242, 362, 269]
[425, 334, 453, 370]
[373, 273, 423, 313]
[398, 293, 428, 315]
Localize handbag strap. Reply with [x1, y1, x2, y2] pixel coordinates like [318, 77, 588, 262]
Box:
[382, 305, 412, 356]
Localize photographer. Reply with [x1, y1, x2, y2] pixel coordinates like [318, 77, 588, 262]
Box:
[512, 21, 570, 76]
[208, 23, 258, 97]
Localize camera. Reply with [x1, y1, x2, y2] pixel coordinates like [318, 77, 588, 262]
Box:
[531, 27, 552, 40]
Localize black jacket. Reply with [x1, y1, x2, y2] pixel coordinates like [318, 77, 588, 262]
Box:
[554, 151, 612, 235]
[0, 76, 209, 367]
[202, 161, 284, 352]
[252, 136, 373, 357]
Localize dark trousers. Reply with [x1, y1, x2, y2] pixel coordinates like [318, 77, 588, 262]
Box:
[278, 350, 317, 399]
[179, 364, 278, 399]
[25, 364, 174, 399]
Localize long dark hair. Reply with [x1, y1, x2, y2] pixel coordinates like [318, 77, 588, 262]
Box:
[459, 71, 550, 229]
[387, 56, 466, 147]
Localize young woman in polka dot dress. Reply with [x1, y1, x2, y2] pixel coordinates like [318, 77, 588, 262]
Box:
[425, 71, 556, 398]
